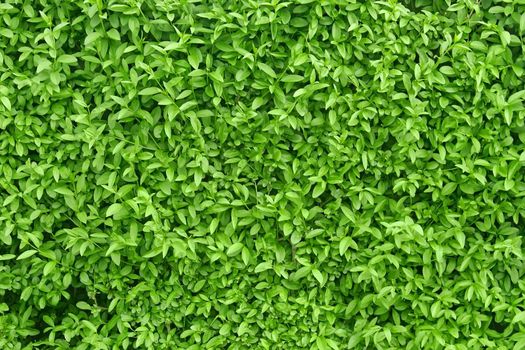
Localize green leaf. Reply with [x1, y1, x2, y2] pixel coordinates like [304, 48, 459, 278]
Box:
[43, 261, 56, 276]
[513, 311, 525, 323]
[0, 254, 16, 261]
[312, 269, 324, 285]
[281, 75, 304, 83]
[251, 97, 265, 110]
[339, 237, 357, 255]
[188, 47, 202, 69]
[257, 62, 277, 78]
[81, 320, 98, 333]
[442, 183, 457, 196]
[139, 87, 162, 96]
[17, 250, 37, 260]
[107, 28, 121, 41]
[291, 266, 311, 281]
[227, 242, 244, 257]
[106, 203, 126, 217]
[312, 182, 326, 198]
[76, 301, 91, 310]
[254, 261, 272, 273]
[21, 287, 32, 301]
[500, 31, 511, 46]
[84, 32, 102, 46]
[57, 55, 77, 64]
[455, 231, 466, 249]
[241, 247, 251, 265]
[316, 337, 330, 350]
[1, 96, 11, 110]
[54, 187, 74, 196]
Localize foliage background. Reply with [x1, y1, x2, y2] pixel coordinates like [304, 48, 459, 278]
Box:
[1, 0, 525, 349]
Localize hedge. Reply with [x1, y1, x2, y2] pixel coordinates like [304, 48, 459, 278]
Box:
[1, 0, 525, 349]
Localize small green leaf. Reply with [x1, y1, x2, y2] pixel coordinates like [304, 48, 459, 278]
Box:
[316, 337, 330, 350]
[139, 87, 162, 96]
[500, 31, 511, 46]
[106, 203, 126, 217]
[254, 261, 272, 273]
[81, 320, 98, 333]
[513, 311, 525, 323]
[312, 182, 326, 198]
[54, 187, 74, 196]
[43, 261, 56, 276]
[107, 28, 121, 41]
[339, 237, 357, 255]
[17, 250, 37, 260]
[84, 32, 101, 46]
[242, 247, 251, 265]
[188, 47, 202, 69]
[21, 287, 32, 301]
[1, 96, 11, 110]
[227, 243, 244, 257]
[0, 254, 16, 261]
[455, 231, 466, 249]
[57, 55, 77, 64]
[291, 266, 311, 281]
[251, 97, 265, 110]
[442, 183, 457, 196]
[281, 75, 304, 83]
[257, 62, 277, 78]
[312, 269, 324, 285]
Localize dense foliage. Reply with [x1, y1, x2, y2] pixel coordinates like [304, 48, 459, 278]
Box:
[1, 0, 525, 349]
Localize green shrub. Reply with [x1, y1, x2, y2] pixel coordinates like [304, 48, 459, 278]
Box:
[1, 0, 525, 349]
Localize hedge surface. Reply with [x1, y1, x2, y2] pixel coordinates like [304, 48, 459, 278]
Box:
[1, 0, 525, 349]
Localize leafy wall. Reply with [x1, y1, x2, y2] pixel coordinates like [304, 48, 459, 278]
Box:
[1, 0, 525, 349]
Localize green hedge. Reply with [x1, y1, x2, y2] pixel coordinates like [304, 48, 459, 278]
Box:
[1, 0, 525, 349]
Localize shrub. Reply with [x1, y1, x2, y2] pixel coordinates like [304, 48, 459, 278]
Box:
[1, 0, 525, 349]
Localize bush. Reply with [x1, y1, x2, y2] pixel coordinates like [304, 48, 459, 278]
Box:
[1, 0, 525, 349]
